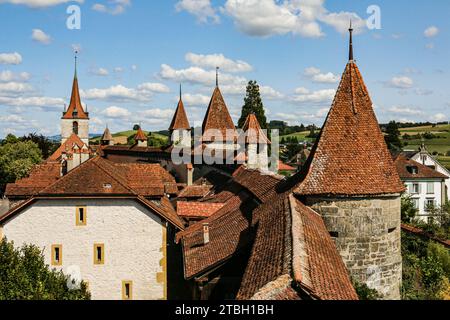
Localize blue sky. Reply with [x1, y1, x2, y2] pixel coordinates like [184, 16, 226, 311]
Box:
[0, 0, 449, 137]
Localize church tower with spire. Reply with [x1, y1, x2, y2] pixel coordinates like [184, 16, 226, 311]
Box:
[297, 24, 404, 299]
[61, 53, 90, 146]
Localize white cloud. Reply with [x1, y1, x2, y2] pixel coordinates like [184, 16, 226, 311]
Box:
[101, 106, 130, 118]
[291, 88, 335, 104]
[89, 67, 109, 76]
[0, 96, 64, 110]
[431, 113, 446, 122]
[424, 26, 439, 38]
[181, 93, 211, 106]
[275, 107, 330, 125]
[92, 0, 130, 15]
[259, 85, 284, 100]
[82, 82, 169, 102]
[222, 0, 365, 38]
[385, 76, 414, 89]
[304, 67, 338, 83]
[0, 81, 34, 96]
[137, 82, 170, 93]
[388, 106, 424, 116]
[0, 0, 83, 7]
[139, 108, 174, 120]
[0, 52, 22, 65]
[425, 43, 435, 50]
[185, 53, 252, 73]
[414, 88, 433, 96]
[159, 64, 246, 86]
[31, 29, 51, 45]
[0, 70, 31, 82]
[131, 64, 137, 71]
[175, 0, 220, 24]
[113, 67, 124, 73]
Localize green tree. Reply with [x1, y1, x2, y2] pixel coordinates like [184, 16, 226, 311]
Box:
[20, 133, 59, 159]
[401, 195, 418, 223]
[133, 124, 140, 131]
[0, 238, 90, 300]
[238, 81, 267, 129]
[0, 137, 43, 193]
[384, 121, 403, 150]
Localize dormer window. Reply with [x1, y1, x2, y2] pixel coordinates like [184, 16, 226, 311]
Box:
[103, 183, 112, 190]
[73, 121, 79, 135]
[407, 165, 418, 175]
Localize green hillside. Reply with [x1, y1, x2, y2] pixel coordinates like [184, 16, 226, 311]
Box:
[91, 130, 169, 147]
[400, 124, 450, 157]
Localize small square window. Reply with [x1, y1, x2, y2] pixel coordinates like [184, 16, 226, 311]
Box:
[93, 244, 105, 265]
[76, 206, 87, 226]
[412, 183, 420, 194]
[426, 183, 434, 194]
[51, 245, 62, 266]
[122, 281, 133, 300]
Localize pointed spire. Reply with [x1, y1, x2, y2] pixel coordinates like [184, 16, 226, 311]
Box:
[216, 66, 219, 87]
[179, 83, 182, 101]
[62, 53, 89, 120]
[349, 21, 354, 62]
[169, 86, 190, 131]
[74, 50, 78, 79]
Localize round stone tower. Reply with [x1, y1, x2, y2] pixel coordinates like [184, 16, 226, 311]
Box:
[295, 25, 405, 299]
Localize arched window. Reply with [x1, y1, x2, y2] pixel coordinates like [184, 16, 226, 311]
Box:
[73, 121, 79, 135]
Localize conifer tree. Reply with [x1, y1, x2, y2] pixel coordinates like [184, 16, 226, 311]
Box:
[238, 81, 268, 129]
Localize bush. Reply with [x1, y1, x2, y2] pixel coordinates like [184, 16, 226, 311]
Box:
[0, 238, 90, 300]
[352, 280, 381, 300]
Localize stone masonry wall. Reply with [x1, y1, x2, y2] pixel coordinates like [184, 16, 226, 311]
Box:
[304, 196, 402, 300]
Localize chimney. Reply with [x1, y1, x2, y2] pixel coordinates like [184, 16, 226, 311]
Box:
[203, 223, 210, 244]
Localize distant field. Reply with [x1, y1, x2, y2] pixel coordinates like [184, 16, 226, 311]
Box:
[280, 131, 318, 142]
[90, 130, 169, 144]
[400, 124, 450, 157]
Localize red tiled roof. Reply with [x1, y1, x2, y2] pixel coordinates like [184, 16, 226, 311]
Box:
[394, 155, 448, 179]
[401, 223, 450, 248]
[202, 87, 237, 142]
[62, 76, 88, 119]
[48, 133, 89, 161]
[178, 185, 213, 199]
[278, 161, 296, 171]
[5, 161, 61, 197]
[232, 168, 282, 202]
[241, 113, 271, 144]
[134, 127, 148, 141]
[2, 157, 184, 229]
[295, 61, 405, 196]
[177, 201, 225, 218]
[169, 98, 190, 130]
[290, 197, 358, 300]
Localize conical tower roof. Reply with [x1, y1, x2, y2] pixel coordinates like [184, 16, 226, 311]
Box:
[62, 56, 89, 120]
[134, 127, 148, 141]
[169, 91, 190, 131]
[202, 86, 236, 142]
[101, 127, 113, 141]
[295, 27, 404, 197]
[242, 113, 270, 144]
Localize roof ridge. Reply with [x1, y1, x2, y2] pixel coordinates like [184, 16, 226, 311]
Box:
[92, 158, 138, 195]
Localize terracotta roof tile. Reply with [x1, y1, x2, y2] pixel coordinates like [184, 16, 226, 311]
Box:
[101, 127, 113, 141]
[202, 87, 237, 142]
[241, 113, 271, 144]
[295, 62, 405, 196]
[134, 127, 148, 141]
[177, 201, 225, 218]
[394, 155, 448, 179]
[5, 161, 61, 197]
[178, 185, 213, 199]
[62, 76, 88, 119]
[169, 98, 190, 130]
[48, 133, 89, 161]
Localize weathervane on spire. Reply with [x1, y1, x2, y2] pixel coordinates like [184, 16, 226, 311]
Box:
[349, 20, 354, 62]
[216, 66, 219, 87]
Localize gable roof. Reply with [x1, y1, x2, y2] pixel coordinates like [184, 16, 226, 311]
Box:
[241, 113, 271, 144]
[295, 61, 405, 197]
[177, 201, 225, 218]
[1, 156, 184, 229]
[394, 155, 448, 180]
[169, 98, 190, 131]
[48, 133, 89, 161]
[202, 87, 237, 142]
[62, 75, 88, 119]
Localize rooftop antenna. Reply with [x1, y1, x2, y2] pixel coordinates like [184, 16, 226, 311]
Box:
[216, 66, 219, 87]
[349, 20, 354, 62]
[74, 50, 78, 79]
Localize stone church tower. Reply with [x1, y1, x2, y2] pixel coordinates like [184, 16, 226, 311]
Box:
[296, 25, 405, 299]
[61, 56, 89, 146]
